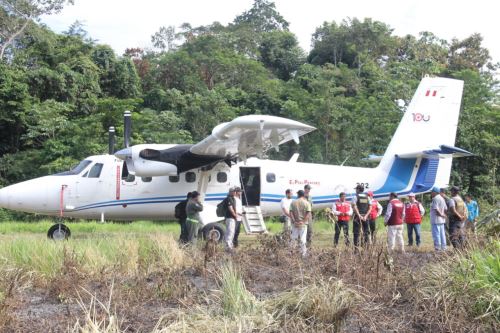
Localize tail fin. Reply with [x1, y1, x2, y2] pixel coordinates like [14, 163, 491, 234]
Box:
[377, 76, 465, 190]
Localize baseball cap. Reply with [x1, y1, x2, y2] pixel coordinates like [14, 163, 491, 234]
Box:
[408, 192, 415, 197]
[431, 186, 440, 193]
[367, 190, 374, 197]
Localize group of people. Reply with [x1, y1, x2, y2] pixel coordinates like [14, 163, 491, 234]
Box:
[279, 184, 480, 255]
[174, 182, 480, 255]
[174, 187, 244, 250]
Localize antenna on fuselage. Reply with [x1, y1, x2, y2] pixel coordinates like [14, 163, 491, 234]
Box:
[108, 126, 115, 154]
[124, 110, 131, 148]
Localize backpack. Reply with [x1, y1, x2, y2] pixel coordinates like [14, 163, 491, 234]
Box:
[174, 200, 187, 220]
[216, 197, 229, 217]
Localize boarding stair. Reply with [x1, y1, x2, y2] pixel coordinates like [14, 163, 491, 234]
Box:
[242, 206, 267, 234]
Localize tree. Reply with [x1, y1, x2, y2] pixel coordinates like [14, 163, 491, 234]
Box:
[151, 25, 178, 52]
[259, 31, 305, 80]
[233, 0, 289, 33]
[0, 0, 74, 60]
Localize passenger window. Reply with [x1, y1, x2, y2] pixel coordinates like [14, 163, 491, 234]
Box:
[185, 172, 196, 183]
[217, 172, 227, 183]
[169, 175, 179, 183]
[142, 177, 152, 183]
[88, 163, 104, 178]
[266, 173, 276, 183]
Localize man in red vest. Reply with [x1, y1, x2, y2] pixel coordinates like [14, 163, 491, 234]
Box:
[384, 192, 405, 253]
[332, 192, 352, 246]
[404, 193, 425, 247]
[367, 191, 383, 244]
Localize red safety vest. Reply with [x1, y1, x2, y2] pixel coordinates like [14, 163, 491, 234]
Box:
[405, 201, 422, 224]
[387, 199, 404, 225]
[369, 199, 379, 220]
[335, 201, 351, 222]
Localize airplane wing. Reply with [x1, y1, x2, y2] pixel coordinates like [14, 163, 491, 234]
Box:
[189, 115, 316, 159]
[115, 115, 316, 175]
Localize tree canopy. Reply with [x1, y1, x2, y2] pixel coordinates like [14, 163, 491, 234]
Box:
[0, 0, 498, 208]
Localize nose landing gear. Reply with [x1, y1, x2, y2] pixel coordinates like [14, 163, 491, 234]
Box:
[47, 223, 71, 240]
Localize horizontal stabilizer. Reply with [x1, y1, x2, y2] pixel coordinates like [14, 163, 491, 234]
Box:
[396, 145, 473, 159]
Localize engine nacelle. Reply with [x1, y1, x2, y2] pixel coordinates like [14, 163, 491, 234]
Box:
[133, 159, 177, 177]
[117, 144, 179, 177]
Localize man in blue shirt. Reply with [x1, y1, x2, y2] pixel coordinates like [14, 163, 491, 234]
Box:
[465, 194, 479, 233]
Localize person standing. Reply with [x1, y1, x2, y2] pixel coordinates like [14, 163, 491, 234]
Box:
[174, 192, 191, 244]
[384, 192, 405, 253]
[404, 193, 425, 247]
[290, 190, 312, 257]
[447, 186, 467, 249]
[352, 184, 372, 247]
[430, 187, 447, 251]
[280, 189, 293, 233]
[232, 187, 243, 248]
[304, 184, 314, 247]
[332, 192, 352, 246]
[185, 191, 203, 245]
[465, 194, 479, 233]
[367, 191, 383, 243]
[223, 188, 238, 252]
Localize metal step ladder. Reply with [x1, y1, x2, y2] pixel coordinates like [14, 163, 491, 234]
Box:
[242, 206, 267, 234]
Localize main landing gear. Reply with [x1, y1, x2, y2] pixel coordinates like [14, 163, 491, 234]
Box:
[47, 223, 71, 240]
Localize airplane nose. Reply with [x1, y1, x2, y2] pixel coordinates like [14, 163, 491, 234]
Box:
[0, 186, 9, 209]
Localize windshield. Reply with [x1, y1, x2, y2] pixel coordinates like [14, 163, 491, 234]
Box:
[55, 160, 93, 176]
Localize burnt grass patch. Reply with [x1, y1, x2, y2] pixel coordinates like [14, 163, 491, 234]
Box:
[0, 234, 497, 332]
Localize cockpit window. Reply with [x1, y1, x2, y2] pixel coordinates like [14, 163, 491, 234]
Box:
[88, 163, 104, 178]
[55, 160, 92, 176]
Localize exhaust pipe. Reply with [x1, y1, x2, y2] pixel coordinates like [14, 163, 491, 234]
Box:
[108, 126, 115, 154]
[124, 110, 131, 148]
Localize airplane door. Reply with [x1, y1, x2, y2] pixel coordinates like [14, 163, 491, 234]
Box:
[239, 167, 261, 206]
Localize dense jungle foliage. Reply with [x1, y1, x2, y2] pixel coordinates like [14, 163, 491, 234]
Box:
[0, 0, 499, 207]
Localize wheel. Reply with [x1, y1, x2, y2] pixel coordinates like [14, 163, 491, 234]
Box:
[47, 223, 71, 240]
[202, 223, 224, 242]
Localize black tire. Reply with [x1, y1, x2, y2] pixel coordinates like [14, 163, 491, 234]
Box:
[47, 223, 71, 240]
[202, 223, 225, 242]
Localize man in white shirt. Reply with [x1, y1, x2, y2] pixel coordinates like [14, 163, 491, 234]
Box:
[280, 189, 293, 233]
[430, 187, 448, 251]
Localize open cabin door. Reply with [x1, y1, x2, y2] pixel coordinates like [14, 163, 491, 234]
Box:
[239, 167, 266, 234]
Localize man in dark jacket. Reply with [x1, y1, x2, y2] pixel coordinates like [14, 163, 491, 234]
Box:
[174, 192, 191, 244]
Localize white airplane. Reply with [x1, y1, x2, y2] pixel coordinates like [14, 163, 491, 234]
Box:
[0, 76, 472, 240]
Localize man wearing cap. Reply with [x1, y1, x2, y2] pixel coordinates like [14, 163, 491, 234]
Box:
[447, 186, 467, 249]
[304, 184, 314, 247]
[367, 191, 383, 244]
[384, 192, 405, 253]
[185, 191, 203, 245]
[430, 187, 447, 251]
[352, 184, 372, 247]
[332, 192, 352, 246]
[290, 190, 312, 257]
[404, 193, 425, 247]
[223, 187, 238, 252]
[232, 187, 244, 248]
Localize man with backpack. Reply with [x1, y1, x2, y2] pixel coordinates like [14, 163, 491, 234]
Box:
[221, 187, 238, 252]
[174, 192, 191, 244]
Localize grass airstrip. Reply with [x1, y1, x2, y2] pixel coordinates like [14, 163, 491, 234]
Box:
[0, 217, 497, 332]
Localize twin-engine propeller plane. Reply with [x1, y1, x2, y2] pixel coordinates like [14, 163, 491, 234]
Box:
[0, 76, 473, 240]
